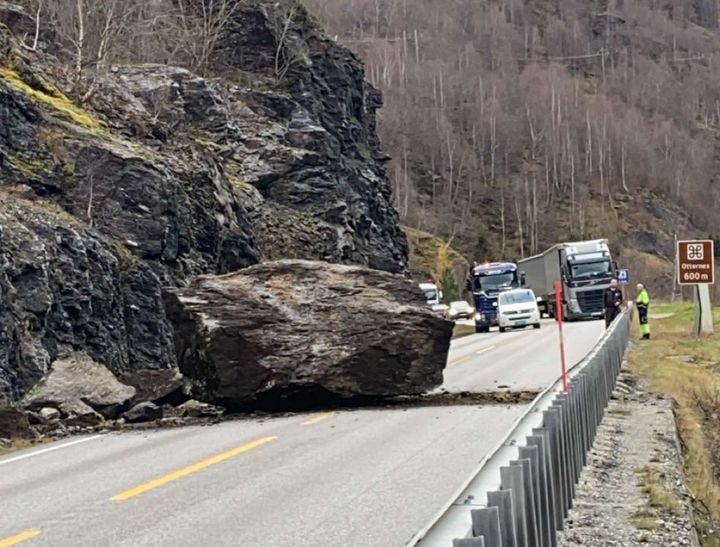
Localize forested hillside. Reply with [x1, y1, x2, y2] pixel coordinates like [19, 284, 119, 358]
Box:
[306, 0, 720, 292]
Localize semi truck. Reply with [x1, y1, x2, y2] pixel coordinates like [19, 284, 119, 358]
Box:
[419, 282, 441, 306]
[518, 239, 617, 320]
[467, 262, 524, 333]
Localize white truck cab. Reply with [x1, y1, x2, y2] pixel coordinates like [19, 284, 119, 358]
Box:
[497, 288, 541, 333]
[418, 282, 448, 316]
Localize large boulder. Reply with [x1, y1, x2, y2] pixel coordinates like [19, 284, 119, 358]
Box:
[163, 260, 452, 406]
[22, 352, 135, 418]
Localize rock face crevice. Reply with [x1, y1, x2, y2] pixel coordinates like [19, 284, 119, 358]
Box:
[0, 0, 409, 400]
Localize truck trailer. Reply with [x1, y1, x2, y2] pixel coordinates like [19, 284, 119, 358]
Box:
[518, 239, 617, 320]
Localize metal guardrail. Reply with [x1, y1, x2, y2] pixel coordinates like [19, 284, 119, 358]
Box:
[408, 309, 632, 547]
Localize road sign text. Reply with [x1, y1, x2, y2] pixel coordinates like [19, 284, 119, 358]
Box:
[677, 240, 715, 285]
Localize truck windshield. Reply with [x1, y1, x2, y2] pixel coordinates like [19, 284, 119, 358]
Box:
[499, 290, 535, 304]
[473, 272, 516, 292]
[423, 289, 438, 302]
[570, 260, 611, 279]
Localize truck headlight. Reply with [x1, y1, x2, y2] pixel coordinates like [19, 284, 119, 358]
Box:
[492, 302, 498, 307]
[569, 299, 580, 311]
[536, 296, 542, 302]
[474, 312, 482, 321]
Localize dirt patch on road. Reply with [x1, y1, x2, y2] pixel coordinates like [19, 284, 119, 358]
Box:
[0, 437, 39, 457]
[386, 390, 540, 407]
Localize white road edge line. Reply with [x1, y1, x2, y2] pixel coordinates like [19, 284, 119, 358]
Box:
[0, 434, 103, 466]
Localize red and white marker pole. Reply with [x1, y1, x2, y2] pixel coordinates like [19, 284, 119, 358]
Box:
[554, 280, 569, 393]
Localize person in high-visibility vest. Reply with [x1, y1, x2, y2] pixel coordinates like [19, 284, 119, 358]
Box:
[636, 283, 650, 339]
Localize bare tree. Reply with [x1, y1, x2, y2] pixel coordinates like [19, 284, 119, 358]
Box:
[274, 1, 300, 81]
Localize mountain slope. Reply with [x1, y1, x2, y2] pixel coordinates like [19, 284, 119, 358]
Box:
[306, 0, 720, 295]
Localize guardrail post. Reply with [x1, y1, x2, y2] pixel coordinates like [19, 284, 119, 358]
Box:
[578, 373, 591, 463]
[471, 506, 502, 547]
[565, 382, 581, 483]
[453, 538, 486, 547]
[519, 446, 544, 543]
[511, 458, 539, 545]
[501, 465, 528, 547]
[552, 396, 575, 511]
[543, 407, 565, 527]
[487, 490, 518, 547]
[570, 382, 584, 481]
[529, 431, 555, 547]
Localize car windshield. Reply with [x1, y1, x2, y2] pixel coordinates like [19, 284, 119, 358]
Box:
[472, 272, 515, 292]
[570, 260, 611, 279]
[450, 301, 468, 310]
[499, 290, 535, 305]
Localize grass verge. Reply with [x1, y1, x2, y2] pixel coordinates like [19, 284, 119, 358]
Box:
[630, 512, 662, 531]
[452, 322, 476, 339]
[628, 301, 720, 546]
[636, 465, 681, 512]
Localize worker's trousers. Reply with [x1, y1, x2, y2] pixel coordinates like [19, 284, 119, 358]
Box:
[638, 304, 650, 337]
[604, 308, 619, 328]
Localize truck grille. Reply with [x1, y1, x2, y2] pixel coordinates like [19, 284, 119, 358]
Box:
[479, 298, 497, 311]
[577, 289, 604, 313]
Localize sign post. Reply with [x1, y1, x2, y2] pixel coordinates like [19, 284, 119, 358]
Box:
[554, 280, 568, 392]
[618, 269, 629, 305]
[677, 240, 715, 335]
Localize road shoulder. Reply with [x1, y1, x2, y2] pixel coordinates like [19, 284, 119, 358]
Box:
[558, 369, 698, 546]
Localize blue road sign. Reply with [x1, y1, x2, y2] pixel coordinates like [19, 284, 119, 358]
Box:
[618, 269, 629, 284]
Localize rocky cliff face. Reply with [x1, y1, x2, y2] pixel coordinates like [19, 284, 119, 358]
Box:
[0, 1, 408, 400]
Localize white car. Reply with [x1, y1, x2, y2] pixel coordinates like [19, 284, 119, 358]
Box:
[497, 289, 541, 333]
[445, 300, 474, 321]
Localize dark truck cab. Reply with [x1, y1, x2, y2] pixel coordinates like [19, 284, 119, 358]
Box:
[467, 262, 524, 333]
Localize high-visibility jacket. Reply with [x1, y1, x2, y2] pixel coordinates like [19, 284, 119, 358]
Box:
[636, 289, 649, 309]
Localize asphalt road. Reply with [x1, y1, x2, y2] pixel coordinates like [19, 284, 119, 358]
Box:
[442, 318, 605, 392]
[0, 318, 604, 547]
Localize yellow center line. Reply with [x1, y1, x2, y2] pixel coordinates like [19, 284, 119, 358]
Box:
[0, 530, 40, 547]
[447, 345, 496, 367]
[301, 412, 337, 425]
[111, 436, 276, 501]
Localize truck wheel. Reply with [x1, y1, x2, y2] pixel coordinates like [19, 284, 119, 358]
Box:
[499, 326, 506, 333]
[533, 323, 541, 329]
